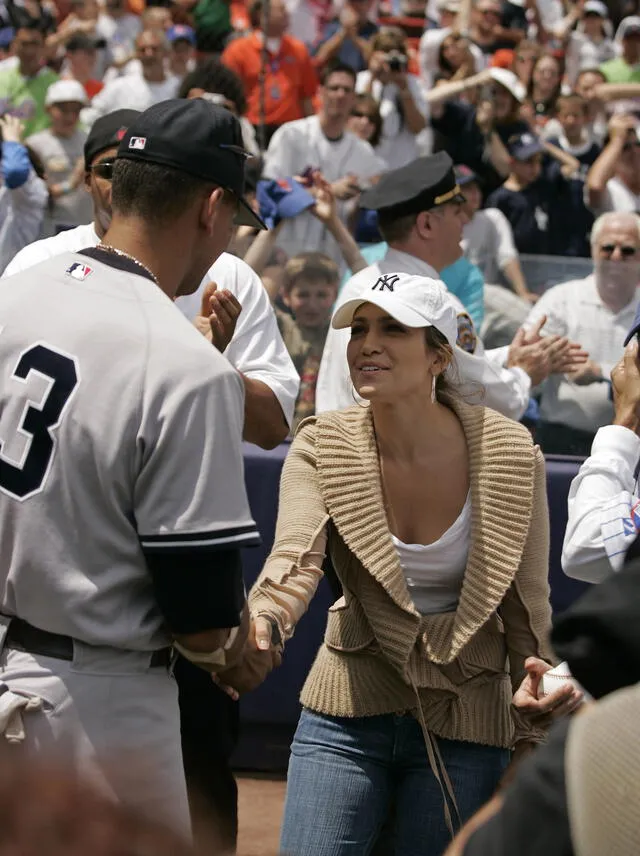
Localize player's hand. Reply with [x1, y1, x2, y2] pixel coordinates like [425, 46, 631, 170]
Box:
[0, 115, 25, 144]
[612, 340, 640, 435]
[512, 657, 583, 726]
[211, 616, 283, 700]
[194, 281, 242, 353]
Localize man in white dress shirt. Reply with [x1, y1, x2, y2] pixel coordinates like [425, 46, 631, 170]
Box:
[524, 212, 640, 456]
[262, 59, 385, 264]
[317, 152, 583, 421]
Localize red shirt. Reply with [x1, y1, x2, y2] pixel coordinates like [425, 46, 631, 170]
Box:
[221, 32, 318, 126]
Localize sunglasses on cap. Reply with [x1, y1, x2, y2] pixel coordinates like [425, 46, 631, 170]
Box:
[90, 160, 115, 180]
[600, 244, 638, 258]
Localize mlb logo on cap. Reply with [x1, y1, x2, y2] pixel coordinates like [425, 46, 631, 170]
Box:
[65, 262, 93, 281]
[128, 137, 147, 151]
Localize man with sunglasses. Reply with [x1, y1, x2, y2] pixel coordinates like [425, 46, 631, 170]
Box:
[523, 211, 640, 456]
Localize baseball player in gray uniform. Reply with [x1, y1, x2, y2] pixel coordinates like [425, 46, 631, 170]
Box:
[0, 99, 271, 838]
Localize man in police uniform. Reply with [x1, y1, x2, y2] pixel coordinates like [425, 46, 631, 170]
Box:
[317, 152, 585, 420]
[0, 100, 279, 838]
[3, 105, 299, 853]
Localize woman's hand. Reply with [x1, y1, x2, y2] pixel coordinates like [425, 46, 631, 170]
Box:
[512, 657, 584, 724]
[210, 616, 283, 700]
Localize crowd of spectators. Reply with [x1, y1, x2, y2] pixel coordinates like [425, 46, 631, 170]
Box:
[1, 0, 640, 453]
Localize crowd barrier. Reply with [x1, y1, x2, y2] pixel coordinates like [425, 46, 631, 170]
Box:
[517, 255, 593, 296]
[232, 442, 590, 771]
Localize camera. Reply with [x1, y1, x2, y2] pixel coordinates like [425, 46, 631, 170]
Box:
[386, 50, 408, 73]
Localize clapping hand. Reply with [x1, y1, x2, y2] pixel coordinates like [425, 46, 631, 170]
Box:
[612, 339, 640, 434]
[507, 316, 589, 387]
[193, 281, 242, 353]
[310, 172, 338, 225]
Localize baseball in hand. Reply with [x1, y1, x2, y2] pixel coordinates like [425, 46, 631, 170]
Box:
[539, 662, 591, 703]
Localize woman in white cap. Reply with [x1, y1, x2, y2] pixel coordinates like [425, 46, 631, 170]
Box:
[240, 272, 583, 855]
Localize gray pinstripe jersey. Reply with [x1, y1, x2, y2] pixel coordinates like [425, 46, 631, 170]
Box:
[0, 250, 259, 650]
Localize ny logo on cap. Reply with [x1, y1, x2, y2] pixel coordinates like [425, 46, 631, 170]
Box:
[372, 274, 399, 292]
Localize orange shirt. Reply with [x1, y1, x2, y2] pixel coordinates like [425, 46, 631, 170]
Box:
[221, 32, 318, 126]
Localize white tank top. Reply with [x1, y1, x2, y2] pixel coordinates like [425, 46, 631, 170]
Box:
[391, 493, 471, 616]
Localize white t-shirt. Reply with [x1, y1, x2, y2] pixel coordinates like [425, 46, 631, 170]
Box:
[355, 71, 431, 169]
[25, 128, 93, 235]
[462, 208, 518, 284]
[96, 11, 141, 64]
[392, 491, 470, 615]
[82, 74, 180, 127]
[0, 170, 48, 276]
[3, 224, 299, 428]
[595, 177, 640, 216]
[262, 115, 386, 263]
[525, 275, 639, 433]
[564, 32, 616, 87]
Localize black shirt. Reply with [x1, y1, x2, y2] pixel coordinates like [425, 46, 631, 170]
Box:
[431, 101, 529, 194]
[463, 719, 574, 856]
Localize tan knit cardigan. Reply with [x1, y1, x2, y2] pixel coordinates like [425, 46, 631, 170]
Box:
[249, 402, 554, 749]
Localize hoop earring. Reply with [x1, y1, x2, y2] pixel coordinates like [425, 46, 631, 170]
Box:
[351, 386, 368, 409]
[431, 374, 437, 404]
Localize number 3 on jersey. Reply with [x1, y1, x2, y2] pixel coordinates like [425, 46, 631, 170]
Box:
[0, 343, 79, 500]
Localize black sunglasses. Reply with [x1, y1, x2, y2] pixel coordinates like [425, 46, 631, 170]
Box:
[600, 244, 638, 258]
[90, 160, 115, 180]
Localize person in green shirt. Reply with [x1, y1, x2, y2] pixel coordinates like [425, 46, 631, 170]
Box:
[601, 16, 640, 84]
[0, 23, 58, 137]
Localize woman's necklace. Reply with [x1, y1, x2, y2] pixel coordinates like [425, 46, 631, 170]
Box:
[96, 243, 159, 286]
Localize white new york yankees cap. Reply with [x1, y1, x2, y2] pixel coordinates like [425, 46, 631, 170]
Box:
[331, 272, 458, 346]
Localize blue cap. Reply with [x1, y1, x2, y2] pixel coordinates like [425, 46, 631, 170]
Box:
[0, 27, 15, 49]
[508, 132, 544, 161]
[167, 24, 196, 45]
[624, 304, 640, 345]
[256, 178, 316, 229]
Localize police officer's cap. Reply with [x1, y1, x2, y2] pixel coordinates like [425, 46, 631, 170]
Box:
[360, 152, 466, 218]
[116, 99, 266, 230]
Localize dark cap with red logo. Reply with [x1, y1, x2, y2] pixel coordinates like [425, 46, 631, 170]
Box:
[84, 109, 141, 170]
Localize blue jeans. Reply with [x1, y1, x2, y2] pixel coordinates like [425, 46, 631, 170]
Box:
[280, 709, 509, 856]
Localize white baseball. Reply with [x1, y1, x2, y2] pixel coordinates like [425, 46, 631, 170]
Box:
[539, 662, 591, 702]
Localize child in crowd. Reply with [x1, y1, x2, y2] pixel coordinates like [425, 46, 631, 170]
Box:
[486, 131, 588, 256]
[26, 79, 93, 236]
[544, 94, 599, 257]
[276, 253, 339, 432]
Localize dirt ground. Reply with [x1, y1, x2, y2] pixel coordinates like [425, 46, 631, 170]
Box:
[237, 775, 287, 856]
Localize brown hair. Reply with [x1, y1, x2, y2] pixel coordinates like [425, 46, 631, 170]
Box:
[371, 26, 407, 54]
[555, 93, 588, 116]
[377, 210, 418, 244]
[425, 326, 456, 405]
[283, 252, 339, 293]
[351, 94, 383, 148]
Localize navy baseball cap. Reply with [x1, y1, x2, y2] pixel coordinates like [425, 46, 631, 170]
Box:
[508, 132, 544, 161]
[256, 178, 315, 229]
[84, 108, 140, 169]
[624, 304, 640, 345]
[0, 27, 14, 49]
[454, 164, 478, 187]
[117, 99, 266, 230]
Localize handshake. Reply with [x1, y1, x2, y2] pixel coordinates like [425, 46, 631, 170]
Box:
[210, 614, 283, 701]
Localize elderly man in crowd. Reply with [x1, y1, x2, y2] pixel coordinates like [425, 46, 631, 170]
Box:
[525, 211, 640, 457]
